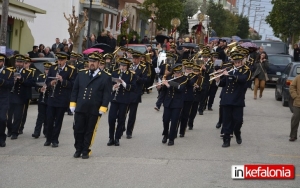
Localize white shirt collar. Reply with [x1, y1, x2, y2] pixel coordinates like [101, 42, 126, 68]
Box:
[90, 68, 100, 77]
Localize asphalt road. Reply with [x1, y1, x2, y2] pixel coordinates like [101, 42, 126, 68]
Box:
[1, 87, 299, 188]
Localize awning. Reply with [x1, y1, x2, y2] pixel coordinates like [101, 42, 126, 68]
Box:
[0, 0, 46, 22]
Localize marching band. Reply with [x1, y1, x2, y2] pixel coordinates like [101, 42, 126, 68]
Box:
[0, 38, 254, 158]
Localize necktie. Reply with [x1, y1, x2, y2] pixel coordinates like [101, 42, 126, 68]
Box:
[89, 70, 94, 80]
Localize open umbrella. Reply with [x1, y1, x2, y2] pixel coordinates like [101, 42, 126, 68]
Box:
[5, 48, 14, 57]
[91, 43, 114, 53]
[240, 42, 258, 49]
[83, 48, 104, 54]
[155, 35, 169, 44]
[180, 43, 197, 49]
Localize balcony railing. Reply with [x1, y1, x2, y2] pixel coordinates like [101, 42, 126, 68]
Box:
[102, 0, 119, 9]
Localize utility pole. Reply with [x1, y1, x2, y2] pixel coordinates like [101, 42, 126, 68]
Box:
[241, 0, 246, 16]
[0, 0, 9, 49]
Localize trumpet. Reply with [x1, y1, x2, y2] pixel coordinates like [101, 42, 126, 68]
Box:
[209, 65, 244, 81]
[148, 75, 183, 89]
[113, 71, 123, 101]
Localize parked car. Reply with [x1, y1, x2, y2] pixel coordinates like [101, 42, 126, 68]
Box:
[253, 40, 289, 54]
[266, 54, 293, 85]
[30, 57, 56, 101]
[275, 62, 300, 108]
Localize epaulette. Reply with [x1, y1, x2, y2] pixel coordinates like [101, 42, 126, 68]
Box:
[68, 65, 75, 69]
[26, 69, 32, 72]
[6, 67, 14, 71]
[140, 63, 146, 67]
[39, 73, 45, 76]
[79, 69, 87, 72]
[103, 70, 111, 76]
[30, 68, 36, 70]
[243, 65, 250, 70]
[130, 70, 136, 74]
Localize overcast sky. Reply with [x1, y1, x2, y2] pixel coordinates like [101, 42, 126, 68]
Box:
[238, 0, 279, 40]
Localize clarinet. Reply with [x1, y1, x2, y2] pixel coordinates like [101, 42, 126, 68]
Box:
[41, 75, 47, 103]
[11, 67, 20, 93]
[113, 71, 123, 101]
[50, 67, 61, 98]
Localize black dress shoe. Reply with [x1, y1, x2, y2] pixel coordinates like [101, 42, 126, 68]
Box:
[7, 132, 11, 137]
[222, 138, 230, 148]
[236, 135, 242, 144]
[11, 135, 18, 140]
[115, 139, 120, 146]
[19, 130, 23, 134]
[52, 143, 59, 147]
[73, 151, 81, 158]
[216, 123, 221, 129]
[32, 134, 40, 139]
[44, 141, 51, 146]
[0, 142, 6, 147]
[198, 111, 203, 115]
[82, 154, 89, 159]
[168, 140, 174, 146]
[107, 139, 115, 146]
[126, 135, 132, 139]
[179, 134, 184, 138]
[68, 112, 73, 116]
[220, 134, 224, 138]
[289, 138, 297, 141]
[208, 107, 213, 111]
[188, 126, 193, 130]
[162, 136, 167, 143]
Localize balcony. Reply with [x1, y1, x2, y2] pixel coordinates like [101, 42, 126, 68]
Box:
[80, 0, 118, 14]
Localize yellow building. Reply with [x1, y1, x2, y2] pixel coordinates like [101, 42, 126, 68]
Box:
[0, 0, 46, 55]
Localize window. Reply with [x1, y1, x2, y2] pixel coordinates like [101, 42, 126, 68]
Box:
[268, 55, 293, 65]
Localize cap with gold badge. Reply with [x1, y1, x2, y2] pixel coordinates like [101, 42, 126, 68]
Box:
[15, 54, 26, 62]
[172, 63, 183, 73]
[210, 52, 219, 58]
[131, 51, 142, 58]
[43, 62, 52, 69]
[118, 57, 132, 66]
[184, 62, 194, 69]
[56, 52, 69, 60]
[24, 56, 31, 63]
[231, 53, 244, 61]
[201, 50, 211, 57]
[88, 52, 102, 61]
[104, 53, 113, 59]
[70, 52, 78, 58]
[0, 53, 7, 61]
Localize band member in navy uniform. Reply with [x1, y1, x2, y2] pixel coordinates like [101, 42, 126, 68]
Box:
[206, 52, 220, 111]
[44, 52, 77, 147]
[0, 54, 14, 147]
[108, 58, 136, 146]
[19, 56, 36, 134]
[198, 50, 214, 115]
[32, 62, 52, 138]
[125, 51, 147, 139]
[215, 53, 251, 147]
[158, 64, 187, 146]
[178, 61, 198, 137]
[70, 52, 111, 159]
[188, 63, 203, 130]
[7, 55, 35, 139]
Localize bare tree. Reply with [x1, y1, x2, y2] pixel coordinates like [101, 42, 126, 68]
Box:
[0, 0, 9, 47]
[64, 6, 88, 52]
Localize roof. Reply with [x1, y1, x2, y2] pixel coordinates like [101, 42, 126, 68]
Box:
[0, 0, 46, 22]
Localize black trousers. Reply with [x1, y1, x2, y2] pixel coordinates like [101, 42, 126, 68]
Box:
[162, 107, 182, 141]
[7, 103, 26, 136]
[73, 112, 100, 155]
[0, 103, 9, 143]
[46, 106, 67, 144]
[108, 102, 128, 139]
[155, 90, 165, 109]
[33, 103, 47, 136]
[126, 103, 139, 136]
[219, 105, 225, 134]
[207, 83, 218, 109]
[179, 101, 193, 135]
[222, 106, 243, 139]
[188, 101, 199, 128]
[19, 100, 30, 132]
[198, 85, 209, 112]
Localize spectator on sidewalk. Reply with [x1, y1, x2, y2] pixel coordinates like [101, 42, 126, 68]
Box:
[28, 46, 39, 58]
[129, 35, 139, 44]
[51, 38, 64, 52]
[43, 47, 55, 58]
[289, 72, 300, 141]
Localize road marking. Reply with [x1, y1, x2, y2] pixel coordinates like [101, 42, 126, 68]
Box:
[269, 154, 300, 158]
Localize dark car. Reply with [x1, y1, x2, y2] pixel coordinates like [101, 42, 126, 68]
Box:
[266, 54, 293, 85]
[30, 58, 56, 101]
[253, 40, 288, 54]
[275, 62, 300, 110]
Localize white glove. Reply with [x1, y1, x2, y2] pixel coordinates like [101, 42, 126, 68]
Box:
[99, 110, 105, 116]
[155, 67, 160, 74]
[70, 107, 75, 113]
[121, 80, 126, 88]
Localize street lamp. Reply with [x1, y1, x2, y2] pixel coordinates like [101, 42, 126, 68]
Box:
[86, 0, 92, 49]
[171, 18, 181, 43]
[148, 3, 158, 46]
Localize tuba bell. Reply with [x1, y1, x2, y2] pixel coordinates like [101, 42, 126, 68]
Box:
[145, 53, 152, 63]
[224, 41, 237, 54]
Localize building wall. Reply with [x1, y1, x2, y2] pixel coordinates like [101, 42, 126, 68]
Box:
[25, 0, 80, 48]
[11, 20, 34, 54]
